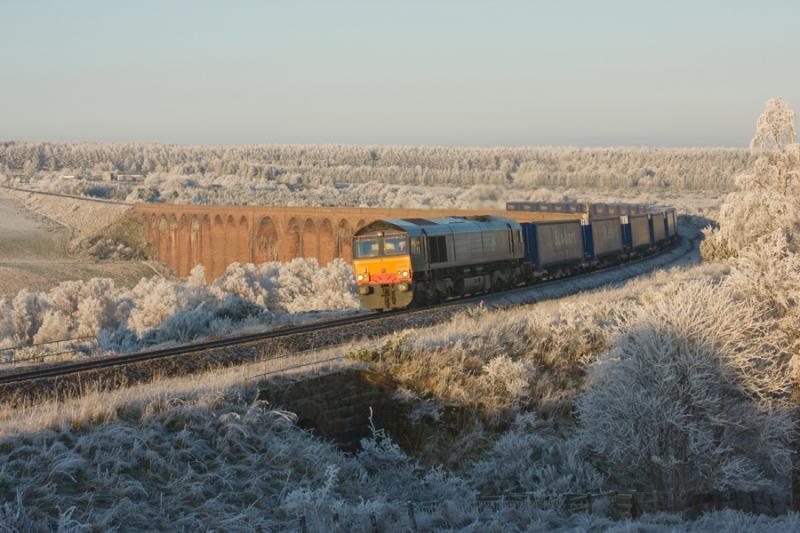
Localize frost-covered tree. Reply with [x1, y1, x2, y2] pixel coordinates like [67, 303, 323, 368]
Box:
[752, 97, 797, 152]
[702, 98, 800, 259]
[576, 281, 793, 507]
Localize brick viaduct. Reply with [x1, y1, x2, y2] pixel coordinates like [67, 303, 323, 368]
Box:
[133, 203, 574, 281]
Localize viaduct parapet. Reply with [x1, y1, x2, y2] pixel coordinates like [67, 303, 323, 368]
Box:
[133, 203, 575, 281]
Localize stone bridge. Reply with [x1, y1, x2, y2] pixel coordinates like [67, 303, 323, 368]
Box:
[257, 369, 405, 451]
[133, 203, 575, 280]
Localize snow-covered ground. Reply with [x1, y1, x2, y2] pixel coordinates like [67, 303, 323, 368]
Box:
[0, 190, 155, 298]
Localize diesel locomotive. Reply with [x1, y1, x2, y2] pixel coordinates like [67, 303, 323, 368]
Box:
[352, 206, 677, 310]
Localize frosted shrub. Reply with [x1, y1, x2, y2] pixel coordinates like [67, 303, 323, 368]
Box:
[576, 281, 793, 507]
[209, 258, 356, 313]
[384, 302, 609, 420]
[470, 413, 604, 502]
[280, 414, 477, 530]
[701, 188, 800, 260]
[726, 233, 800, 378]
[0, 258, 359, 354]
[726, 233, 800, 320]
[475, 355, 532, 413]
[0, 491, 84, 532]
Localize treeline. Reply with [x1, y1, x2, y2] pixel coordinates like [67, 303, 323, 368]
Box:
[0, 142, 753, 191]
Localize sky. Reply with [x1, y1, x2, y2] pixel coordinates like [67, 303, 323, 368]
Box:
[0, 0, 798, 147]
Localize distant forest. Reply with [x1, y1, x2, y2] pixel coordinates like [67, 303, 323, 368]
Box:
[0, 142, 752, 192]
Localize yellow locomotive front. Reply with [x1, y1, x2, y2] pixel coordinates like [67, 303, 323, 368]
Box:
[352, 225, 414, 310]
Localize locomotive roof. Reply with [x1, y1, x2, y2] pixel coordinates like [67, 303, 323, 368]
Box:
[355, 215, 520, 237]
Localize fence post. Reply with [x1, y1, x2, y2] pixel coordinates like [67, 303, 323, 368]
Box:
[613, 492, 633, 519]
[407, 502, 418, 532]
[370, 512, 379, 533]
[299, 515, 308, 533]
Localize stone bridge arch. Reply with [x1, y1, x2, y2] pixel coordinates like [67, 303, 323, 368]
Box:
[156, 215, 171, 264]
[200, 215, 212, 276]
[256, 369, 403, 451]
[177, 214, 192, 277]
[158, 214, 179, 274]
[188, 215, 201, 274]
[237, 215, 250, 263]
[224, 215, 237, 274]
[147, 214, 159, 252]
[283, 218, 301, 261]
[255, 216, 279, 263]
[211, 215, 226, 279]
[318, 218, 335, 265]
[302, 218, 317, 260]
[336, 219, 352, 261]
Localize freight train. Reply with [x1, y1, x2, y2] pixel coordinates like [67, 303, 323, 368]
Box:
[351, 203, 678, 310]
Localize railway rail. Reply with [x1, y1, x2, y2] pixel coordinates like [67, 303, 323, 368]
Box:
[0, 234, 694, 390]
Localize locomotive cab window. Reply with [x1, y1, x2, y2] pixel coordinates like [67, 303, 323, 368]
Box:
[383, 235, 408, 255]
[354, 237, 380, 258]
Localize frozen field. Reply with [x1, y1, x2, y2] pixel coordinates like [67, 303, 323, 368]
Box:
[0, 191, 156, 297]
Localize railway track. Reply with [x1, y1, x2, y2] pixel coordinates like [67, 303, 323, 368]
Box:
[0, 234, 694, 389]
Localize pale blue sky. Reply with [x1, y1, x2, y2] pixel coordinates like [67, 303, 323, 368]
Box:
[1, 1, 797, 146]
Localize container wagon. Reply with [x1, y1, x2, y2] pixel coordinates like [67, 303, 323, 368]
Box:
[623, 213, 652, 252]
[650, 211, 667, 245]
[666, 208, 678, 238]
[520, 219, 585, 274]
[582, 216, 624, 261]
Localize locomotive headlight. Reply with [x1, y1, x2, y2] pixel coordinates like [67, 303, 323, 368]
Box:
[357, 274, 365, 281]
[401, 271, 409, 278]
[397, 282, 409, 292]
